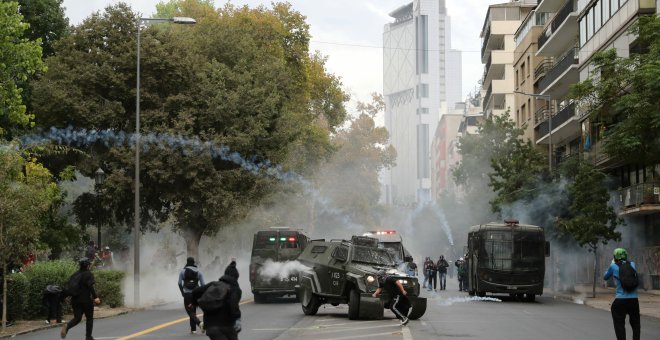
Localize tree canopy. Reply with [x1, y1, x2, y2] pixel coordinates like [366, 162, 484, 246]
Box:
[570, 15, 660, 166]
[15, 0, 69, 58]
[0, 1, 45, 139]
[30, 1, 349, 258]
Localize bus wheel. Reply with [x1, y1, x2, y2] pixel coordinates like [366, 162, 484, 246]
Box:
[525, 294, 535, 302]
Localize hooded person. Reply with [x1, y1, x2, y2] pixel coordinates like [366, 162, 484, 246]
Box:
[372, 270, 411, 326]
[178, 257, 205, 334]
[192, 260, 243, 340]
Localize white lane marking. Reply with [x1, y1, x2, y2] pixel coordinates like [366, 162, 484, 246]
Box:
[313, 323, 401, 334]
[319, 331, 404, 340]
[402, 325, 413, 340]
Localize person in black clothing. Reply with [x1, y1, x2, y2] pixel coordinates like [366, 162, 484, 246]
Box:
[42, 284, 63, 324]
[192, 260, 242, 340]
[437, 255, 449, 290]
[178, 257, 206, 334]
[61, 257, 100, 340]
[427, 260, 437, 291]
[372, 270, 410, 326]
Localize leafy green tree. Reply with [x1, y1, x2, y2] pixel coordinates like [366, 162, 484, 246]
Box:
[0, 145, 59, 328]
[31, 2, 348, 258]
[453, 112, 545, 215]
[15, 0, 69, 58]
[0, 1, 45, 139]
[314, 93, 395, 228]
[570, 16, 660, 166]
[560, 162, 621, 297]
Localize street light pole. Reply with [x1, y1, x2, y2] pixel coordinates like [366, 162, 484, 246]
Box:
[134, 16, 196, 307]
[514, 91, 552, 171]
[95, 168, 105, 248]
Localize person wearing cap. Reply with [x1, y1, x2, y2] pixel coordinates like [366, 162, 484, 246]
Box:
[61, 258, 100, 340]
[372, 270, 411, 326]
[604, 248, 640, 340]
[192, 260, 242, 340]
[178, 257, 206, 334]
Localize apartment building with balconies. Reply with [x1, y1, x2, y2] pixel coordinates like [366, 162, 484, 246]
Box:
[534, 0, 582, 171]
[513, 10, 550, 143]
[480, 1, 537, 119]
[575, 0, 659, 289]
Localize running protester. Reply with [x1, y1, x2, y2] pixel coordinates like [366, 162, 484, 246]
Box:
[372, 270, 411, 325]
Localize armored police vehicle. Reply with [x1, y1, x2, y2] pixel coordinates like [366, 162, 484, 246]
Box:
[295, 236, 427, 320]
[249, 227, 310, 303]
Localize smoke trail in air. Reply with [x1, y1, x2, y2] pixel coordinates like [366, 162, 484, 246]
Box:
[257, 259, 310, 280]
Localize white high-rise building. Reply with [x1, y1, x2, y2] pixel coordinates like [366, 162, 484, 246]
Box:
[446, 49, 463, 110]
[383, 0, 453, 206]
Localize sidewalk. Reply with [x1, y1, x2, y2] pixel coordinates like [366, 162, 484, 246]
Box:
[548, 285, 660, 319]
[0, 305, 139, 339]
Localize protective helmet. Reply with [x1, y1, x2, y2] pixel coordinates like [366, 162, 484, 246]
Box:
[79, 257, 91, 267]
[459, 257, 464, 261]
[613, 248, 628, 260]
[105, 246, 110, 250]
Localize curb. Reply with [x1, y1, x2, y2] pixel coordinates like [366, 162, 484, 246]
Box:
[0, 308, 141, 339]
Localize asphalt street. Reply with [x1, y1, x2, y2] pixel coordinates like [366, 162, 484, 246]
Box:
[15, 280, 660, 340]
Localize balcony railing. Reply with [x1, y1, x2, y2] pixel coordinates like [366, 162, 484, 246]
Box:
[483, 84, 492, 111]
[481, 24, 491, 60]
[538, 0, 576, 49]
[534, 58, 553, 83]
[537, 48, 578, 92]
[534, 105, 551, 125]
[554, 152, 580, 167]
[551, 102, 576, 128]
[619, 182, 660, 208]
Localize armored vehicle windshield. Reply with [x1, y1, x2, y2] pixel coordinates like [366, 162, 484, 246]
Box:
[351, 246, 396, 266]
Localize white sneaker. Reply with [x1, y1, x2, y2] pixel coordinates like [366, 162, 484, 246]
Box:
[400, 317, 409, 326]
[191, 330, 197, 334]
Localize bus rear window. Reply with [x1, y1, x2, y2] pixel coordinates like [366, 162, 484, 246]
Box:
[254, 232, 278, 250]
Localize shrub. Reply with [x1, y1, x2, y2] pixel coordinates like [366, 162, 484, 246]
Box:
[94, 270, 125, 308]
[5, 272, 29, 322]
[22, 260, 77, 319]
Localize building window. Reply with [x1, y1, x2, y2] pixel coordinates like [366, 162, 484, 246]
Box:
[580, 17, 587, 46]
[586, 8, 593, 40]
[416, 15, 428, 74]
[515, 70, 519, 88]
[594, 1, 602, 30]
[417, 124, 429, 179]
[603, 0, 611, 22]
[526, 56, 531, 77]
[417, 107, 429, 115]
[417, 83, 429, 98]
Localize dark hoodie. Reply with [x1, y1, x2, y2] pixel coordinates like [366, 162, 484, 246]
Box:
[192, 261, 242, 328]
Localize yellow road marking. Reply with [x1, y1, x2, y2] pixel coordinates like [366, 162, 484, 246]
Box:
[116, 299, 253, 340]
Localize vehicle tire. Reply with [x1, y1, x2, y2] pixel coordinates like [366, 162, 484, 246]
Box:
[525, 294, 535, 302]
[253, 292, 268, 304]
[302, 294, 321, 315]
[408, 298, 427, 320]
[348, 288, 360, 320]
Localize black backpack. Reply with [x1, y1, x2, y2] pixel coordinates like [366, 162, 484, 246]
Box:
[617, 261, 639, 292]
[64, 272, 83, 297]
[197, 281, 230, 312]
[183, 267, 199, 290]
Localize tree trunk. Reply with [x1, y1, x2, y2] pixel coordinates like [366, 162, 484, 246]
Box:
[1, 220, 6, 330]
[592, 246, 598, 298]
[184, 229, 203, 263]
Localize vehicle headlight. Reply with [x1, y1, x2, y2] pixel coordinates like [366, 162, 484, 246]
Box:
[366, 275, 376, 283]
[398, 279, 408, 285]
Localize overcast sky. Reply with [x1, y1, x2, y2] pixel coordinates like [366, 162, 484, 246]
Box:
[62, 0, 497, 117]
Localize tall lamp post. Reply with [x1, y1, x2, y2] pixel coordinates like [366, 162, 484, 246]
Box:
[94, 168, 106, 248]
[135, 16, 196, 306]
[514, 91, 552, 171]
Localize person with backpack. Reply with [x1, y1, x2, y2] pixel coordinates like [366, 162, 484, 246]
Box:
[178, 257, 206, 334]
[456, 257, 467, 291]
[436, 255, 449, 291]
[427, 259, 437, 292]
[192, 260, 242, 340]
[60, 257, 100, 340]
[604, 248, 640, 340]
